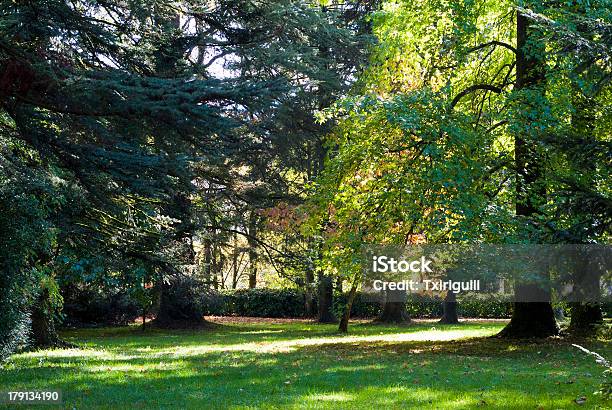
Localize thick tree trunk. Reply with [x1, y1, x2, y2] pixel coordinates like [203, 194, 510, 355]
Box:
[567, 247, 603, 334]
[569, 303, 603, 335]
[566, 69, 602, 335]
[317, 274, 337, 323]
[498, 300, 558, 338]
[499, 11, 558, 338]
[439, 291, 459, 324]
[375, 289, 411, 324]
[30, 289, 61, 347]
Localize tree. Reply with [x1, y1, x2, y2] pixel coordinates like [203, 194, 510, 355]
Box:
[439, 292, 459, 324]
[497, 7, 558, 338]
[375, 289, 411, 324]
[312, 0, 610, 335]
[0, 0, 372, 338]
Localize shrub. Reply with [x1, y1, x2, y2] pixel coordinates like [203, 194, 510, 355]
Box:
[219, 288, 306, 318]
[62, 285, 141, 327]
[155, 276, 209, 326]
[0, 183, 56, 359]
[62, 286, 605, 325]
[457, 295, 513, 318]
[333, 292, 381, 318]
[202, 289, 514, 319]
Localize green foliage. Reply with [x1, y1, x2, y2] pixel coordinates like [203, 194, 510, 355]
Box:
[0, 0, 370, 338]
[61, 286, 141, 327]
[199, 289, 514, 319]
[220, 289, 308, 318]
[0, 147, 66, 357]
[307, 0, 611, 329]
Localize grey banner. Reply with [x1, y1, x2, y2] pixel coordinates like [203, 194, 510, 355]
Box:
[360, 244, 611, 302]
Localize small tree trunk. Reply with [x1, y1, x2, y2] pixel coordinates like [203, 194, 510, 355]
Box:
[317, 274, 337, 323]
[339, 281, 358, 333]
[439, 291, 459, 324]
[212, 241, 218, 289]
[375, 289, 411, 324]
[231, 233, 239, 289]
[304, 268, 315, 317]
[141, 306, 147, 331]
[247, 213, 258, 289]
[203, 238, 212, 286]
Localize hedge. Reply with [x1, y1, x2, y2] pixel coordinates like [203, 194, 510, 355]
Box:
[62, 286, 611, 325]
[205, 289, 516, 319]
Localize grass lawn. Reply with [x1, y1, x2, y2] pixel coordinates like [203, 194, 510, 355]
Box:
[0, 318, 610, 409]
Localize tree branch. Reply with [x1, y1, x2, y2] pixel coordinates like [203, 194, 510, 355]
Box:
[467, 41, 517, 55]
[450, 84, 503, 109]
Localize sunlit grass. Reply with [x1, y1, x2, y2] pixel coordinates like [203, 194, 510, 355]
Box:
[0, 319, 609, 409]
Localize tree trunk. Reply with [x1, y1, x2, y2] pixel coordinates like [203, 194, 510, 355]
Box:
[566, 62, 603, 334]
[439, 291, 459, 324]
[498, 300, 558, 338]
[30, 289, 61, 347]
[569, 303, 603, 335]
[203, 237, 212, 286]
[499, 11, 558, 338]
[567, 247, 603, 334]
[375, 289, 411, 324]
[247, 213, 258, 289]
[231, 233, 239, 289]
[304, 267, 315, 317]
[317, 274, 337, 323]
[339, 281, 358, 333]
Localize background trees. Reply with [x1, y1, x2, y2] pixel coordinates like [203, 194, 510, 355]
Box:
[0, 0, 609, 356]
[0, 0, 370, 351]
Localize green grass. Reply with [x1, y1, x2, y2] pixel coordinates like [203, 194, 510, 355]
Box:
[0, 319, 610, 409]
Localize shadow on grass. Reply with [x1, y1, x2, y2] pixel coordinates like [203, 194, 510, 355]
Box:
[1, 321, 609, 409]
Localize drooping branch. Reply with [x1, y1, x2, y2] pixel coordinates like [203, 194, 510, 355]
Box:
[450, 84, 503, 109]
[467, 40, 517, 55]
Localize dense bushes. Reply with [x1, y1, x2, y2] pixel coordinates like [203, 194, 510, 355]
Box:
[155, 276, 209, 326]
[62, 285, 141, 327]
[221, 289, 307, 318]
[204, 290, 516, 319]
[60, 286, 612, 326]
[0, 181, 57, 359]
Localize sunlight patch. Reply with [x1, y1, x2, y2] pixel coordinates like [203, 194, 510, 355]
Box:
[144, 328, 495, 356]
[237, 330, 284, 335]
[307, 392, 353, 402]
